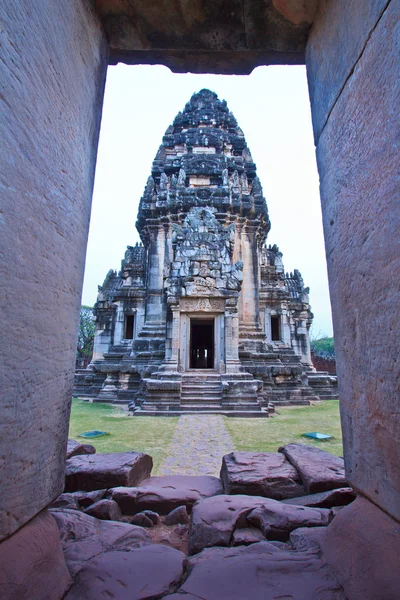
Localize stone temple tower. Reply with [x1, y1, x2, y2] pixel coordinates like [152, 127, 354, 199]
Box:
[76, 89, 337, 414]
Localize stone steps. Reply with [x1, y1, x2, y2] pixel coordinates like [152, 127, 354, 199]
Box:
[134, 409, 269, 418]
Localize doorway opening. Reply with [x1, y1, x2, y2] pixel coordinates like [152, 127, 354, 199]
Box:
[271, 315, 281, 341]
[190, 318, 214, 369]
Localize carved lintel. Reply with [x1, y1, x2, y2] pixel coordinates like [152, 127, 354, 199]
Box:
[180, 297, 225, 313]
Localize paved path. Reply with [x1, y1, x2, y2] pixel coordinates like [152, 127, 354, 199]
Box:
[159, 415, 235, 477]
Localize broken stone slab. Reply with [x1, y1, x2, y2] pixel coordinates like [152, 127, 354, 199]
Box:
[279, 444, 347, 494]
[189, 494, 332, 554]
[50, 508, 151, 577]
[65, 545, 186, 600]
[65, 452, 153, 492]
[130, 512, 155, 528]
[109, 474, 223, 516]
[50, 489, 107, 510]
[247, 502, 331, 541]
[231, 527, 265, 546]
[66, 439, 96, 459]
[165, 541, 346, 600]
[84, 499, 122, 521]
[164, 506, 189, 526]
[189, 494, 267, 554]
[280, 487, 356, 509]
[220, 451, 305, 499]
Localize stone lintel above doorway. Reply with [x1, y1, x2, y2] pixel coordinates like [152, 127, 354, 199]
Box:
[179, 297, 226, 314]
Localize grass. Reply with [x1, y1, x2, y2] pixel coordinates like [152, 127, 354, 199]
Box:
[224, 400, 343, 457]
[69, 399, 178, 474]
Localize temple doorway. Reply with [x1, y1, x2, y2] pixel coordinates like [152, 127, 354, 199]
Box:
[190, 318, 214, 369]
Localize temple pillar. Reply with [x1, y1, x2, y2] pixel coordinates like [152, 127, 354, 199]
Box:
[145, 224, 166, 322]
[307, 0, 400, 524]
[225, 299, 240, 373]
[0, 0, 107, 596]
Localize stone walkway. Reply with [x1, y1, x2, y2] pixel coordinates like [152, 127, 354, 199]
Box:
[159, 415, 235, 477]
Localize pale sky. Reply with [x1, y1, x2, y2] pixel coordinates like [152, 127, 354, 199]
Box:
[82, 64, 333, 337]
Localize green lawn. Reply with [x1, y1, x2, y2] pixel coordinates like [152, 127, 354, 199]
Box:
[69, 399, 178, 474]
[69, 399, 343, 475]
[224, 400, 343, 456]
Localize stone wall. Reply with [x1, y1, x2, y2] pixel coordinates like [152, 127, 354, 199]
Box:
[0, 0, 107, 542]
[306, 0, 400, 521]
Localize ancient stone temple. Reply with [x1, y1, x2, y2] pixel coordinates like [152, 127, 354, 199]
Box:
[76, 89, 336, 414]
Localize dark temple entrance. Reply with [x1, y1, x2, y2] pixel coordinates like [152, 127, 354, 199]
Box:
[190, 318, 214, 369]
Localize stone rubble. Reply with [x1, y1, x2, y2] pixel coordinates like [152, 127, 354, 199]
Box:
[53, 442, 355, 598]
[65, 451, 153, 492]
[279, 443, 347, 493]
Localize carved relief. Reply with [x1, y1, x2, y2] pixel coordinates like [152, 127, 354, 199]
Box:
[180, 298, 225, 313]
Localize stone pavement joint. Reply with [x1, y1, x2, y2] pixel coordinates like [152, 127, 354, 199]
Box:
[159, 415, 235, 477]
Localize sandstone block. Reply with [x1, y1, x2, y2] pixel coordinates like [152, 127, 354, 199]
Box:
[65, 452, 153, 492]
[279, 444, 347, 493]
[221, 451, 305, 499]
[231, 527, 265, 546]
[84, 499, 122, 521]
[50, 508, 151, 577]
[166, 541, 346, 600]
[247, 502, 331, 541]
[110, 474, 222, 515]
[189, 494, 332, 553]
[164, 506, 189, 526]
[130, 513, 155, 528]
[0, 510, 71, 600]
[66, 439, 96, 459]
[65, 544, 186, 600]
[189, 494, 267, 554]
[281, 487, 356, 509]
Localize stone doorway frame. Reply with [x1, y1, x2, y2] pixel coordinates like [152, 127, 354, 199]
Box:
[1, 4, 399, 597]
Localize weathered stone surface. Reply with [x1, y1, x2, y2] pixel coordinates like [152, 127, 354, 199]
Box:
[306, 0, 388, 141]
[71, 489, 108, 508]
[50, 493, 80, 511]
[84, 499, 122, 521]
[247, 502, 331, 541]
[307, 0, 400, 522]
[131, 512, 156, 528]
[231, 527, 265, 546]
[281, 487, 356, 508]
[189, 494, 332, 553]
[65, 545, 186, 600]
[279, 444, 347, 493]
[164, 506, 189, 526]
[65, 451, 153, 492]
[66, 439, 96, 459]
[97, 1, 316, 74]
[320, 496, 400, 600]
[221, 451, 305, 499]
[51, 489, 108, 510]
[0, 0, 107, 542]
[167, 541, 346, 600]
[189, 494, 267, 553]
[50, 508, 151, 577]
[110, 474, 222, 515]
[0, 510, 72, 600]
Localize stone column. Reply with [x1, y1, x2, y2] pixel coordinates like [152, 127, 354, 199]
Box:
[170, 305, 181, 370]
[281, 310, 292, 346]
[225, 299, 240, 372]
[145, 224, 166, 323]
[113, 302, 124, 344]
[0, 0, 107, 596]
[307, 0, 400, 521]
